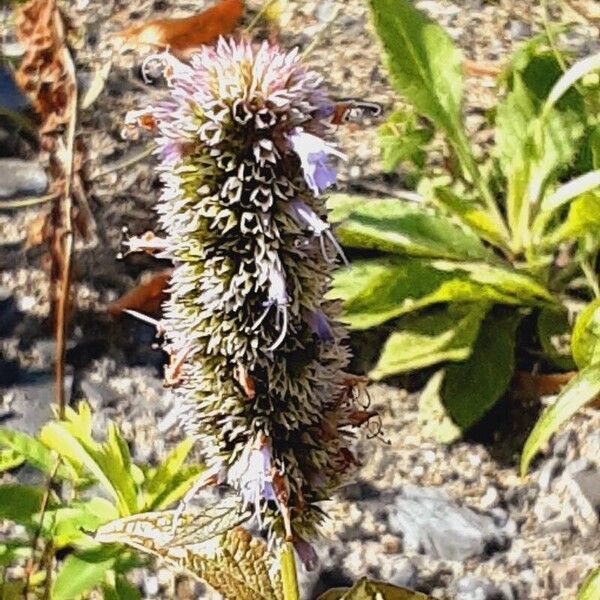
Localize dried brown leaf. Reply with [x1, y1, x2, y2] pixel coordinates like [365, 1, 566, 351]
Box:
[113, 0, 245, 59]
[108, 270, 172, 317]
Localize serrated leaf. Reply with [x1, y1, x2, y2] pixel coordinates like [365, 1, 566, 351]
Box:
[96, 499, 249, 553]
[99, 520, 282, 600]
[378, 109, 432, 172]
[572, 299, 600, 369]
[442, 310, 521, 429]
[521, 362, 600, 475]
[367, 0, 463, 140]
[0, 428, 72, 480]
[318, 576, 433, 600]
[44, 498, 119, 548]
[52, 547, 118, 600]
[143, 438, 202, 510]
[333, 198, 491, 261]
[331, 257, 553, 330]
[370, 303, 488, 379]
[578, 567, 600, 600]
[40, 403, 138, 516]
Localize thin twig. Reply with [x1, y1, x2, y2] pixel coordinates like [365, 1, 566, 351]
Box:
[0, 192, 58, 210]
[0, 106, 39, 139]
[301, 3, 342, 59]
[243, 0, 278, 34]
[22, 460, 60, 597]
[94, 142, 156, 178]
[54, 37, 78, 419]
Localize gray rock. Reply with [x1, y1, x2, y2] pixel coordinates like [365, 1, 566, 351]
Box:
[0, 159, 48, 198]
[5, 373, 73, 435]
[388, 486, 509, 561]
[389, 558, 417, 588]
[538, 458, 563, 493]
[565, 468, 600, 525]
[80, 378, 119, 409]
[533, 494, 561, 522]
[509, 19, 532, 40]
[553, 431, 575, 458]
[454, 576, 509, 600]
[481, 486, 500, 509]
[564, 457, 592, 476]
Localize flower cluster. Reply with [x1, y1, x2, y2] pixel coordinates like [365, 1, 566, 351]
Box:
[125, 38, 361, 545]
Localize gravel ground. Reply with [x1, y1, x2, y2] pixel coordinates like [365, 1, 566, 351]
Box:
[2, 1, 600, 599]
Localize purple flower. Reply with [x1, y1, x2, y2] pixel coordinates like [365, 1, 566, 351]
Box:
[289, 200, 349, 267]
[227, 436, 276, 526]
[288, 128, 346, 195]
[303, 308, 334, 342]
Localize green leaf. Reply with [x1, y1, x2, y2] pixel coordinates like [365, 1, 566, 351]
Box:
[52, 548, 118, 600]
[544, 192, 600, 246]
[578, 567, 600, 600]
[0, 449, 25, 472]
[144, 465, 205, 511]
[572, 299, 600, 369]
[495, 50, 587, 251]
[45, 498, 119, 548]
[369, 303, 488, 379]
[327, 194, 367, 223]
[432, 187, 508, 249]
[40, 404, 139, 516]
[521, 362, 600, 475]
[378, 109, 432, 172]
[537, 308, 575, 370]
[367, 0, 463, 142]
[327, 259, 394, 307]
[417, 370, 461, 444]
[334, 198, 491, 261]
[442, 310, 521, 429]
[0, 428, 72, 480]
[318, 576, 433, 600]
[0, 484, 47, 525]
[143, 438, 204, 510]
[332, 257, 553, 330]
[102, 575, 142, 600]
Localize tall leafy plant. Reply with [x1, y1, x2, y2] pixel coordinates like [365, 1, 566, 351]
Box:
[327, 0, 600, 433]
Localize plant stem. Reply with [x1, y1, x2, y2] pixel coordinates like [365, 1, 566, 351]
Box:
[451, 126, 511, 248]
[94, 142, 156, 178]
[0, 192, 58, 210]
[280, 542, 300, 600]
[243, 0, 278, 34]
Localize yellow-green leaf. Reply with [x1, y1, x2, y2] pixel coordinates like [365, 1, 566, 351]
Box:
[572, 299, 600, 369]
[318, 577, 433, 600]
[578, 567, 600, 600]
[370, 303, 488, 380]
[521, 362, 600, 476]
